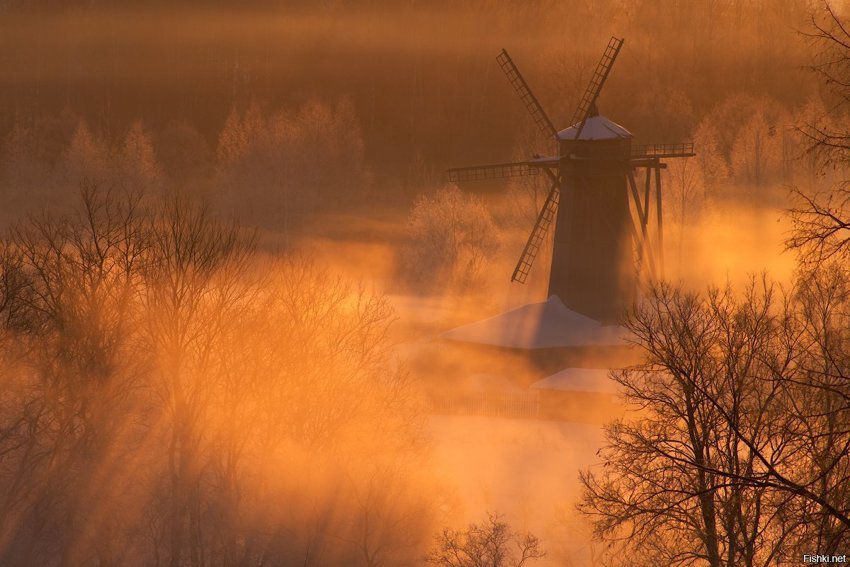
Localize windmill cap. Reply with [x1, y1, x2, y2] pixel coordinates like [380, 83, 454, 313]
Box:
[557, 115, 633, 141]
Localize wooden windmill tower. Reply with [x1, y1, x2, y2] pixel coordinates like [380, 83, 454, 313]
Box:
[447, 37, 695, 323]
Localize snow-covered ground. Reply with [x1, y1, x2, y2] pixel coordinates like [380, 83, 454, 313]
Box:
[427, 415, 608, 566]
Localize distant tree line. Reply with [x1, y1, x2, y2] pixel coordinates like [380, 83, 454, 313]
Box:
[0, 99, 368, 230]
[0, 0, 831, 195]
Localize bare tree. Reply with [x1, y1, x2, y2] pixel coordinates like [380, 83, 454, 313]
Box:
[0, 183, 149, 566]
[581, 282, 792, 567]
[663, 156, 705, 273]
[799, 2, 850, 162]
[788, 185, 850, 265]
[139, 195, 256, 567]
[426, 513, 544, 567]
[730, 108, 785, 188]
[787, 3, 850, 266]
[691, 118, 730, 190]
[581, 276, 850, 565]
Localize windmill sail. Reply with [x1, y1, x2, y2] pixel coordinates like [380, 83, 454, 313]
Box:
[511, 182, 559, 283]
[569, 37, 624, 140]
[445, 161, 542, 183]
[497, 49, 559, 139]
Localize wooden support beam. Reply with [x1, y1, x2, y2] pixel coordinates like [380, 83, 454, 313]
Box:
[629, 159, 668, 169]
[643, 166, 651, 229]
[627, 171, 647, 228]
[655, 162, 664, 279]
[628, 169, 659, 283]
[627, 204, 657, 281]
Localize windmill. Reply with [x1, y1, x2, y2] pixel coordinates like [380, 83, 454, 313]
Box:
[446, 37, 695, 324]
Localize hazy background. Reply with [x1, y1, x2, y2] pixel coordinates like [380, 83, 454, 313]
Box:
[0, 0, 820, 186]
[0, 1, 840, 565]
[0, 0, 826, 282]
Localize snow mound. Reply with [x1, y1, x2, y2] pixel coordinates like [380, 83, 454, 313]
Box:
[530, 367, 620, 394]
[440, 295, 628, 349]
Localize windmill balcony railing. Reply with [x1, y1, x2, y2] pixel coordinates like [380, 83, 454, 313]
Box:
[563, 142, 695, 162]
[631, 142, 695, 158]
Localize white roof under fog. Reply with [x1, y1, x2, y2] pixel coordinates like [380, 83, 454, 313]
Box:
[557, 115, 632, 141]
[439, 295, 628, 349]
[530, 367, 620, 394]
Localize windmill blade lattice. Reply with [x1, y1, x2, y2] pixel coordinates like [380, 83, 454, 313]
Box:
[511, 181, 560, 283]
[496, 49, 559, 140]
[445, 161, 543, 183]
[569, 37, 624, 140]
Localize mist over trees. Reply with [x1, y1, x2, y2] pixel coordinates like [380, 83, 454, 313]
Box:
[1, 1, 850, 565]
[0, 0, 835, 297]
[214, 99, 368, 228]
[401, 186, 499, 293]
[0, 0, 836, 211]
[0, 187, 431, 565]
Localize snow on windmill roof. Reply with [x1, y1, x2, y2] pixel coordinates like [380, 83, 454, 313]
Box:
[440, 295, 628, 349]
[557, 115, 632, 141]
[530, 367, 620, 394]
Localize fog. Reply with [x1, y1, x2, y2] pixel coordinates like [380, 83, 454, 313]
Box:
[0, 1, 842, 566]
